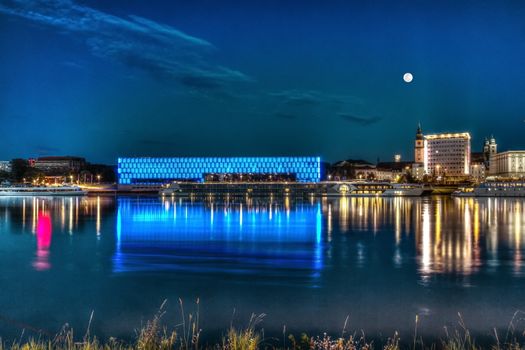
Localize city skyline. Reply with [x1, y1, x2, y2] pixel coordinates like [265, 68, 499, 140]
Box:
[1, 0, 525, 164]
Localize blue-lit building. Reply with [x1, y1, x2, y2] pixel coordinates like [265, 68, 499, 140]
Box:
[118, 156, 322, 189]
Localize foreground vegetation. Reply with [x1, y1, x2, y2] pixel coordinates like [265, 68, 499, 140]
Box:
[1, 301, 525, 350]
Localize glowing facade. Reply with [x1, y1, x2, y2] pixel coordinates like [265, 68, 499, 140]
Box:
[413, 125, 471, 178]
[118, 156, 322, 187]
[489, 151, 525, 178]
[424, 133, 471, 176]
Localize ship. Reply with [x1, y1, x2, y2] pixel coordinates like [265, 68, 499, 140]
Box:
[452, 181, 525, 197]
[0, 185, 87, 196]
[322, 181, 428, 197]
[159, 181, 428, 197]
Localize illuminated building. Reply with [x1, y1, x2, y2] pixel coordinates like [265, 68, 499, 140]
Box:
[483, 136, 497, 169]
[33, 156, 86, 173]
[411, 163, 425, 181]
[413, 125, 471, 178]
[328, 159, 375, 180]
[423, 132, 471, 177]
[118, 156, 322, 190]
[375, 161, 412, 181]
[489, 151, 525, 178]
[470, 152, 486, 182]
[0, 160, 11, 173]
[414, 123, 425, 164]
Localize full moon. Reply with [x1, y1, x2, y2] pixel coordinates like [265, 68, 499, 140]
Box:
[403, 72, 413, 83]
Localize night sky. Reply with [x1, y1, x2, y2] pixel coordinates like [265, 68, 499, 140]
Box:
[1, 0, 525, 164]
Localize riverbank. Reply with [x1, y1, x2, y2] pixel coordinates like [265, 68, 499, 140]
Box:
[2, 325, 524, 350]
[2, 310, 525, 350]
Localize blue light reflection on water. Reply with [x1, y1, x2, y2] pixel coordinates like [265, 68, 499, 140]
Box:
[114, 197, 323, 281]
[2, 196, 525, 342]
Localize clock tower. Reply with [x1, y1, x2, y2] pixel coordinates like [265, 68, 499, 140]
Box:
[414, 123, 425, 164]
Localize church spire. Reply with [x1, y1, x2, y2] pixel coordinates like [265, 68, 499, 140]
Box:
[416, 122, 423, 140]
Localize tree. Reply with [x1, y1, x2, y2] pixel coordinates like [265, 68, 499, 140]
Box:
[0, 171, 10, 182]
[10, 159, 30, 182]
[22, 168, 46, 183]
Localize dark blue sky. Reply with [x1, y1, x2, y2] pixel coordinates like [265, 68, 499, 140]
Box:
[1, 0, 525, 164]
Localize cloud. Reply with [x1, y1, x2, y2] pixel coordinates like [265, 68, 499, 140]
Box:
[269, 89, 376, 125]
[269, 90, 325, 107]
[338, 113, 382, 126]
[269, 90, 362, 107]
[0, 0, 251, 90]
[61, 60, 85, 69]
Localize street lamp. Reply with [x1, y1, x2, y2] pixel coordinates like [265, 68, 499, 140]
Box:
[70, 175, 74, 184]
[97, 175, 101, 184]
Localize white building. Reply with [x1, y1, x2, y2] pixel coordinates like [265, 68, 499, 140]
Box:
[470, 163, 486, 182]
[489, 151, 525, 178]
[0, 161, 11, 173]
[424, 132, 471, 177]
[411, 163, 425, 180]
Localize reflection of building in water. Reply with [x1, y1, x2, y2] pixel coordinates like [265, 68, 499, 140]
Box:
[416, 197, 525, 277]
[0, 196, 114, 271]
[33, 212, 52, 271]
[324, 196, 414, 237]
[417, 198, 480, 276]
[322, 195, 525, 277]
[1, 195, 524, 278]
[114, 197, 323, 280]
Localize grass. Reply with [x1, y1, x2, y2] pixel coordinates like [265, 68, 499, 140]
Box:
[1, 303, 525, 350]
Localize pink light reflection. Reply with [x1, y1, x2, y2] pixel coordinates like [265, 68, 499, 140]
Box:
[33, 212, 52, 271]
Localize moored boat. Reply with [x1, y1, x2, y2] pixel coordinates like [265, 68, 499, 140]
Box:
[159, 181, 429, 197]
[452, 182, 525, 197]
[0, 185, 87, 196]
[323, 181, 428, 197]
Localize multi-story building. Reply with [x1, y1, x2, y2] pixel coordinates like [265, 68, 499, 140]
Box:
[328, 159, 375, 180]
[414, 126, 471, 178]
[118, 156, 322, 190]
[376, 161, 412, 181]
[33, 156, 86, 173]
[0, 161, 12, 173]
[489, 151, 525, 178]
[470, 152, 486, 182]
[411, 163, 425, 181]
[424, 132, 471, 177]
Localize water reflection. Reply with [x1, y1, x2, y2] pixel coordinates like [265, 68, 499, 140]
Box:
[413, 198, 525, 278]
[2, 195, 525, 338]
[33, 212, 52, 271]
[114, 197, 323, 283]
[0, 195, 524, 279]
[0, 196, 112, 272]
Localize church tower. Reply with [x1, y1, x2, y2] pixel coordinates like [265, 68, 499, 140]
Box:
[489, 135, 497, 155]
[483, 136, 497, 169]
[414, 123, 425, 164]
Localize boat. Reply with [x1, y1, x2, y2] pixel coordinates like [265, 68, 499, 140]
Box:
[452, 182, 525, 197]
[0, 185, 87, 196]
[159, 181, 428, 197]
[160, 181, 319, 197]
[323, 181, 428, 197]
